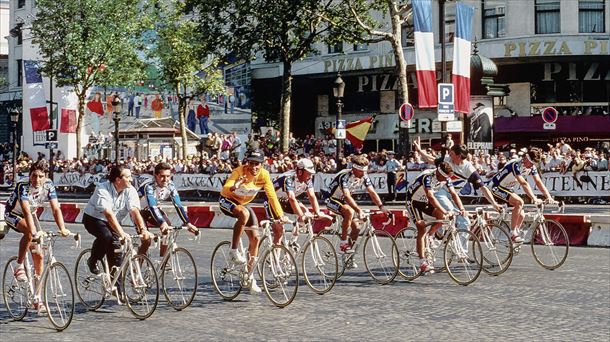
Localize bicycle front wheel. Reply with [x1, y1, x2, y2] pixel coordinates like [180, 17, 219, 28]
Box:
[74, 249, 105, 310]
[261, 245, 298, 308]
[161, 247, 198, 311]
[317, 228, 346, 278]
[531, 219, 569, 270]
[210, 241, 242, 300]
[123, 254, 159, 320]
[363, 230, 399, 285]
[444, 230, 483, 286]
[477, 223, 514, 276]
[301, 236, 338, 294]
[2, 256, 29, 320]
[394, 227, 421, 281]
[43, 262, 75, 331]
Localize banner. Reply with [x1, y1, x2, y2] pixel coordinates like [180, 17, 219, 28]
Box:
[451, 2, 474, 114]
[60, 108, 77, 133]
[51, 171, 610, 198]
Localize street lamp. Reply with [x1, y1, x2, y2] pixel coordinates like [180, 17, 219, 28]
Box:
[333, 73, 345, 164]
[10, 108, 21, 184]
[112, 96, 122, 163]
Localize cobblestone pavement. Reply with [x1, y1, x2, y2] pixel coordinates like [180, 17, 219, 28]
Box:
[0, 223, 609, 341]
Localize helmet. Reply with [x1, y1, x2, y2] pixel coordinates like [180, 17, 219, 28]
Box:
[296, 158, 316, 174]
[245, 149, 265, 163]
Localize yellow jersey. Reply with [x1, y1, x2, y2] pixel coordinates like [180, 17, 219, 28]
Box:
[220, 165, 283, 218]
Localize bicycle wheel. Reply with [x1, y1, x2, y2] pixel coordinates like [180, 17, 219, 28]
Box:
[531, 219, 569, 270]
[43, 262, 74, 331]
[161, 247, 198, 311]
[394, 227, 421, 281]
[261, 245, 298, 308]
[477, 223, 514, 276]
[74, 249, 105, 310]
[317, 228, 346, 278]
[210, 241, 242, 300]
[123, 254, 159, 320]
[444, 230, 483, 286]
[363, 230, 399, 285]
[301, 236, 338, 294]
[2, 256, 29, 320]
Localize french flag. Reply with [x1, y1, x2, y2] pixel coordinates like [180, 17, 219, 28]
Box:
[413, 0, 437, 108]
[451, 2, 474, 114]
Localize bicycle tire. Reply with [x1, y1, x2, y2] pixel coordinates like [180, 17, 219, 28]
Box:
[123, 254, 159, 320]
[363, 230, 399, 285]
[261, 245, 299, 308]
[531, 219, 570, 270]
[394, 227, 422, 281]
[43, 262, 75, 331]
[74, 249, 105, 310]
[301, 236, 338, 295]
[2, 256, 29, 320]
[476, 222, 514, 276]
[161, 247, 198, 311]
[317, 228, 347, 278]
[444, 229, 483, 286]
[210, 241, 242, 300]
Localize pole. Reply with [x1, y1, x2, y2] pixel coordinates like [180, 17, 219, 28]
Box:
[114, 113, 120, 163]
[48, 57, 55, 179]
[336, 98, 343, 165]
[439, 0, 448, 151]
[12, 122, 17, 184]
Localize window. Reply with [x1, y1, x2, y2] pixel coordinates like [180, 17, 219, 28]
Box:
[17, 59, 22, 87]
[535, 0, 560, 34]
[328, 42, 343, 54]
[579, 0, 605, 33]
[401, 20, 414, 47]
[17, 0, 26, 8]
[353, 43, 368, 52]
[444, 3, 456, 43]
[482, 0, 506, 39]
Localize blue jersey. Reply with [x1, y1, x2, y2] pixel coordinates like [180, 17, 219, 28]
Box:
[491, 159, 538, 190]
[326, 169, 373, 199]
[273, 171, 313, 199]
[5, 179, 58, 215]
[138, 180, 189, 225]
[406, 169, 453, 203]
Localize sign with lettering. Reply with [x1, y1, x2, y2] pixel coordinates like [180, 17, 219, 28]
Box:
[437, 83, 455, 121]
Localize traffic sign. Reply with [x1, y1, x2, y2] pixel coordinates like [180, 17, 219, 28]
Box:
[399, 103, 414, 121]
[542, 107, 558, 124]
[543, 123, 556, 130]
[437, 83, 455, 121]
[45, 142, 58, 149]
[46, 129, 58, 142]
[399, 120, 411, 129]
[335, 120, 346, 139]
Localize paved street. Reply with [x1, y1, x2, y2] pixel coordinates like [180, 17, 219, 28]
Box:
[1, 223, 609, 341]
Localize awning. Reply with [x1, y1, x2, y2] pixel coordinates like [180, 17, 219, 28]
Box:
[494, 116, 610, 135]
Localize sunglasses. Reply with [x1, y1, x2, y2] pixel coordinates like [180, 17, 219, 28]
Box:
[248, 161, 262, 166]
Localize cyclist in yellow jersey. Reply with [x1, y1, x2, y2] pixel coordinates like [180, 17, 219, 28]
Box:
[219, 149, 287, 293]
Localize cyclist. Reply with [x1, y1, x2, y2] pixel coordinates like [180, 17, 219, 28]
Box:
[219, 149, 288, 293]
[137, 162, 199, 258]
[82, 165, 152, 298]
[405, 162, 458, 273]
[4, 162, 71, 313]
[325, 154, 391, 258]
[489, 147, 556, 243]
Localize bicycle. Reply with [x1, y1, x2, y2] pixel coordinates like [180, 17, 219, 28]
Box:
[395, 214, 483, 286]
[152, 225, 200, 311]
[317, 210, 399, 285]
[492, 201, 569, 270]
[2, 215, 80, 331]
[74, 233, 160, 320]
[469, 207, 514, 276]
[210, 219, 299, 308]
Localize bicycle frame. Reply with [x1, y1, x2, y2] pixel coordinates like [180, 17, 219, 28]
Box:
[97, 236, 143, 303]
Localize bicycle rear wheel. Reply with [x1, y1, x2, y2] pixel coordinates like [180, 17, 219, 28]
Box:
[301, 236, 338, 294]
[477, 223, 514, 276]
[44, 262, 75, 331]
[363, 230, 399, 285]
[317, 228, 346, 278]
[161, 247, 198, 311]
[531, 219, 569, 270]
[123, 254, 159, 320]
[2, 256, 29, 320]
[394, 227, 421, 281]
[261, 245, 298, 308]
[74, 249, 105, 310]
[444, 230, 483, 286]
[210, 241, 242, 300]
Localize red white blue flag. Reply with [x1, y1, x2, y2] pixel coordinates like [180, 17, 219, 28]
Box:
[23, 60, 50, 131]
[451, 2, 474, 114]
[413, 0, 437, 108]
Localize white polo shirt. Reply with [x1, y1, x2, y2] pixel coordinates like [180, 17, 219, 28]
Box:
[84, 181, 140, 223]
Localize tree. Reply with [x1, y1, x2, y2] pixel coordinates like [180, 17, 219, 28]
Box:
[146, 0, 225, 158]
[191, 0, 358, 153]
[30, 0, 148, 158]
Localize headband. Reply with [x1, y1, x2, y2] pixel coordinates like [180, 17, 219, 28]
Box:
[352, 164, 368, 172]
[437, 167, 450, 178]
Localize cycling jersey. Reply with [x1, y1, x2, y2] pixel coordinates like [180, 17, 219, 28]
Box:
[436, 156, 483, 189]
[406, 169, 453, 203]
[138, 180, 189, 225]
[220, 165, 283, 218]
[273, 171, 313, 199]
[326, 169, 373, 200]
[491, 159, 538, 190]
[5, 179, 57, 216]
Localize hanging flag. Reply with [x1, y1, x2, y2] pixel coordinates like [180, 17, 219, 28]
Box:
[413, 0, 437, 108]
[30, 107, 51, 131]
[23, 60, 50, 132]
[60, 108, 77, 133]
[24, 60, 43, 84]
[329, 116, 374, 150]
[451, 2, 474, 114]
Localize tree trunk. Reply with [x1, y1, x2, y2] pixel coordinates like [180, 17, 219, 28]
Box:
[76, 94, 86, 159]
[389, 7, 410, 157]
[279, 61, 293, 153]
[178, 83, 188, 159]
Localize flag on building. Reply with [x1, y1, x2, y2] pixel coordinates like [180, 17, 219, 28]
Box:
[451, 2, 474, 114]
[330, 116, 374, 150]
[413, 0, 437, 108]
[60, 108, 77, 133]
[23, 60, 50, 132]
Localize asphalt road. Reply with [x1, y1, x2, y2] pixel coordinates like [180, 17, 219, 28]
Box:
[0, 223, 609, 341]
